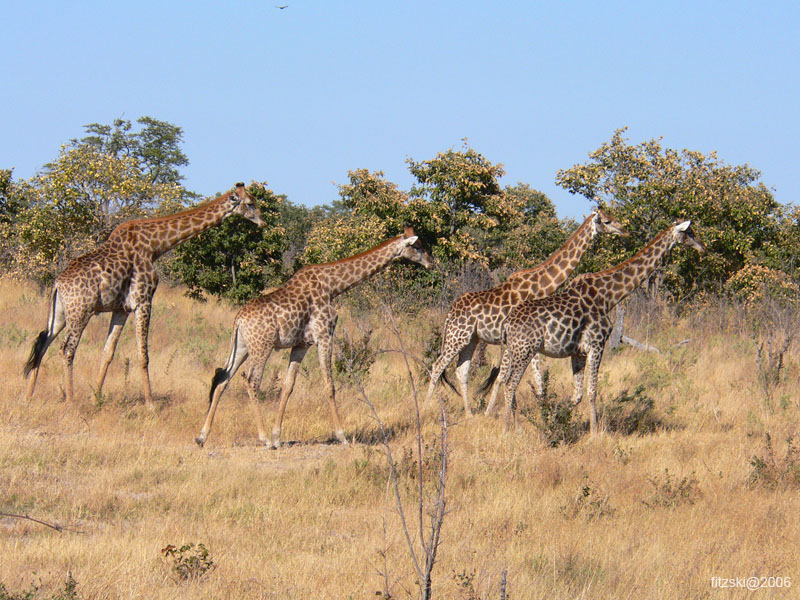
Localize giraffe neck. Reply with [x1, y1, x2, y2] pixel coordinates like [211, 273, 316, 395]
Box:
[313, 236, 407, 298]
[137, 195, 231, 257]
[583, 227, 676, 311]
[506, 213, 596, 296]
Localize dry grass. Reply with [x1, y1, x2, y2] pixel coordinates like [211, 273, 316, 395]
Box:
[1, 279, 799, 599]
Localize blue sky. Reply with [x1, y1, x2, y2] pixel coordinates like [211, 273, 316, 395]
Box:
[2, 1, 798, 220]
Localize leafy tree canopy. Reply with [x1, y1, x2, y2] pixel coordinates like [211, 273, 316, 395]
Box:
[77, 116, 191, 189]
[556, 128, 785, 295]
[407, 142, 521, 268]
[166, 182, 285, 304]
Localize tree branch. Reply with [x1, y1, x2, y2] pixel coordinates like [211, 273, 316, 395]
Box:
[0, 512, 85, 534]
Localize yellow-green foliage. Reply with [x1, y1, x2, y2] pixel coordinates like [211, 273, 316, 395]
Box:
[11, 145, 183, 284]
[725, 264, 800, 307]
[1, 280, 799, 599]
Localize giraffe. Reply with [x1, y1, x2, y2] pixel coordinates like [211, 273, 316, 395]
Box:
[194, 226, 434, 449]
[424, 207, 628, 415]
[23, 183, 266, 408]
[481, 221, 705, 434]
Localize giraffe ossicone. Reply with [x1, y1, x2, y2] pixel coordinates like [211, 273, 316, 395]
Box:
[195, 227, 434, 449]
[23, 183, 265, 408]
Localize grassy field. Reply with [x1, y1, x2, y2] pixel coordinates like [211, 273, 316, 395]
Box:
[1, 279, 799, 599]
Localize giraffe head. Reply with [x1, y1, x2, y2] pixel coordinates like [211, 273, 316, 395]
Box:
[673, 220, 705, 253]
[228, 183, 266, 227]
[399, 225, 434, 269]
[593, 207, 629, 237]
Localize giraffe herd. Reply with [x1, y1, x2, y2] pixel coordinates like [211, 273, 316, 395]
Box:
[22, 182, 706, 445]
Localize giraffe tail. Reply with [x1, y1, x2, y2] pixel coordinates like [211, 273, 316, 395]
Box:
[477, 334, 505, 397]
[23, 331, 49, 377]
[209, 368, 229, 406]
[23, 288, 60, 377]
[208, 324, 243, 406]
[476, 365, 501, 397]
[440, 368, 460, 396]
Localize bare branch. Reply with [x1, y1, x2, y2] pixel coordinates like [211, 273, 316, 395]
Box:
[0, 511, 86, 534]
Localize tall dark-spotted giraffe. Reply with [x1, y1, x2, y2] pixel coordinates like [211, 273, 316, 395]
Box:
[24, 183, 265, 408]
[425, 208, 628, 415]
[483, 221, 705, 434]
[195, 227, 434, 449]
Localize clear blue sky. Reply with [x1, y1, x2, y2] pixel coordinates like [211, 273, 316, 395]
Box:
[2, 1, 798, 220]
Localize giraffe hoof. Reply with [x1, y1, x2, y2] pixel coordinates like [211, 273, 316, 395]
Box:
[194, 436, 206, 448]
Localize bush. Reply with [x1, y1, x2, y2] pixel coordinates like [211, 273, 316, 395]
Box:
[333, 327, 376, 385]
[0, 573, 79, 600]
[521, 373, 586, 447]
[161, 543, 216, 582]
[601, 386, 664, 435]
[747, 433, 800, 490]
[643, 469, 701, 509]
[725, 265, 800, 308]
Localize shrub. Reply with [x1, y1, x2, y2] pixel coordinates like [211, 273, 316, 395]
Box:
[521, 373, 586, 447]
[333, 327, 376, 385]
[643, 469, 701, 509]
[601, 386, 663, 435]
[161, 543, 216, 582]
[747, 433, 800, 490]
[560, 483, 615, 521]
[0, 573, 79, 600]
[725, 265, 800, 308]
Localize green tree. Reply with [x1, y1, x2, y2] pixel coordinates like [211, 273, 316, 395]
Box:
[304, 169, 411, 265]
[498, 183, 573, 275]
[556, 128, 784, 295]
[167, 182, 285, 303]
[78, 116, 191, 189]
[407, 142, 520, 268]
[13, 144, 184, 284]
[0, 168, 23, 225]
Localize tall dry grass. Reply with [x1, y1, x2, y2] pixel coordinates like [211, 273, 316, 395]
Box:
[1, 279, 799, 599]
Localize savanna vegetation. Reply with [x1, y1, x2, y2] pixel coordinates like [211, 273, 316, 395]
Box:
[1, 118, 798, 598]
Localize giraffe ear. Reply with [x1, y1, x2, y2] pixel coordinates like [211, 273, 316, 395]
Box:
[404, 235, 419, 246]
[229, 193, 241, 206]
[675, 220, 691, 232]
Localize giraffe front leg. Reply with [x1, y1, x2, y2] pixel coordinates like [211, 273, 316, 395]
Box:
[95, 310, 128, 398]
[530, 354, 545, 400]
[271, 346, 309, 449]
[134, 304, 155, 410]
[455, 337, 477, 416]
[585, 348, 603, 435]
[317, 337, 347, 445]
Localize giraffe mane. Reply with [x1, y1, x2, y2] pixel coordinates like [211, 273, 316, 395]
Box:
[584, 226, 673, 279]
[116, 192, 229, 228]
[304, 235, 403, 269]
